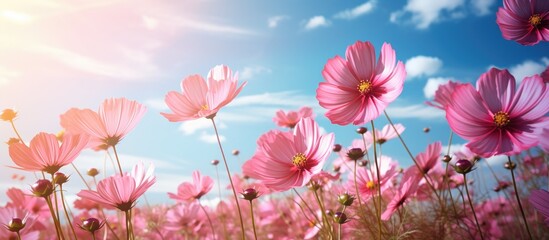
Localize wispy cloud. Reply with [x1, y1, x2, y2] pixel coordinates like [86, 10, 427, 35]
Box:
[386, 104, 445, 119]
[230, 91, 318, 108]
[240, 66, 272, 80]
[171, 16, 258, 36]
[471, 0, 496, 16]
[268, 15, 289, 28]
[423, 77, 453, 98]
[405, 55, 443, 79]
[334, 0, 376, 20]
[390, 0, 465, 29]
[508, 58, 548, 82]
[304, 16, 330, 30]
[179, 118, 226, 135]
[199, 131, 225, 144]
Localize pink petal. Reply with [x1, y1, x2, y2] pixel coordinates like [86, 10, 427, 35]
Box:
[346, 41, 376, 81]
[446, 84, 494, 139]
[60, 108, 107, 140]
[321, 56, 358, 88]
[476, 68, 516, 113]
[508, 75, 549, 120]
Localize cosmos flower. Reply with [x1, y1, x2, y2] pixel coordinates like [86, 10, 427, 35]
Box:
[77, 162, 155, 211]
[60, 98, 147, 149]
[273, 106, 314, 129]
[316, 41, 406, 125]
[161, 65, 246, 121]
[381, 167, 421, 220]
[415, 141, 442, 175]
[347, 156, 399, 201]
[8, 132, 88, 174]
[496, 0, 549, 46]
[529, 189, 549, 225]
[364, 123, 406, 145]
[242, 118, 334, 192]
[446, 68, 549, 157]
[425, 80, 467, 110]
[168, 170, 214, 202]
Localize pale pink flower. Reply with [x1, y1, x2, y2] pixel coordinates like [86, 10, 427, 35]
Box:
[529, 189, 549, 225]
[9, 132, 88, 174]
[0, 207, 41, 240]
[381, 167, 421, 220]
[5, 188, 49, 219]
[446, 68, 549, 157]
[242, 118, 334, 192]
[425, 80, 467, 110]
[332, 139, 372, 173]
[168, 170, 213, 202]
[273, 106, 314, 129]
[347, 156, 399, 201]
[415, 141, 442, 174]
[77, 162, 155, 211]
[539, 127, 549, 151]
[60, 98, 147, 149]
[161, 65, 246, 121]
[165, 203, 204, 234]
[364, 123, 405, 144]
[316, 41, 406, 125]
[496, 0, 549, 46]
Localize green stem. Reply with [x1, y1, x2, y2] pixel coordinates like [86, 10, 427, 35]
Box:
[71, 163, 92, 190]
[292, 189, 322, 225]
[45, 196, 65, 240]
[9, 120, 24, 143]
[210, 118, 246, 239]
[353, 160, 364, 209]
[112, 145, 124, 176]
[249, 200, 258, 240]
[199, 199, 217, 240]
[59, 185, 78, 240]
[463, 174, 484, 240]
[507, 156, 533, 240]
[370, 121, 383, 240]
[313, 189, 332, 238]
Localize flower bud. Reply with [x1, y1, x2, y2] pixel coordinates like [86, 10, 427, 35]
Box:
[5, 217, 25, 232]
[454, 159, 474, 174]
[53, 172, 69, 185]
[0, 109, 17, 121]
[356, 127, 367, 134]
[423, 127, 430, 133]
[211, 160, 220, 166]
[31, 179, 54, 197]
[87, 168, 99, 177]
[240, 188, 259, 201]
[6, 138, 20, 146]
[232, 149, 240, 156]
[333, 212, 349, 224]
[358, 160, 368, 167]
[332, 144, 342, 152]
[80, 218, 104, 233]
[504, 161, 516, 170]
[346, 148, 364, 161]
[442, 155, 452, 163]
[337, 193, 355, 206]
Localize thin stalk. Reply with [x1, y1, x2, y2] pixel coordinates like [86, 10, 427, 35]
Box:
[353, 160, 364, 209]
[45, 196, 65, 240]
[210, 117, 245, 239]
[112, 145, 124, 176]
[313, 189, 333, 238]
[198, 199, 217, 240]
[59, 185, 78, 240]
[249, 200, 259, 240]
[463, 174, 484, 240]
[292, 189, 322, 225]
[16, 232, 22, 240]
[92, 232, 97, 240]
[507, 156, 533, 240]
[338, 205, 347, 240]
[9, 120, 24, 143]
[72, 163, 92, 190]
[214, 165, 228, 238]
[125, 210, 130, 240]
[370, 121, 383, 240]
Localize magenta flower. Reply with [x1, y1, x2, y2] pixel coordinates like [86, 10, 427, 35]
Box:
[542, 65, 549, 83]
[161, 65, 246, 121]
[446, 68, 549, 157]
[168, 170, 214, 202]
[273, 106, 314, 129]
[364, 123, 405, 144]
[425, 80, 467, 110]
[496, 0, 549, 46]
[316, 41, 406, 125]
[9, 132, 88, 174]
[381, 167, 421, 220]
[347, 156, 399, 201]
[529, 189, 549, 225]
[242, 118, 334, 192]
[77, 162, 155, 211]
[60, 98, 147, 149]
[416, 141, 442, 174]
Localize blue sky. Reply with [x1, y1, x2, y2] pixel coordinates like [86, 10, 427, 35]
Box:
[0, 0, 547, 204]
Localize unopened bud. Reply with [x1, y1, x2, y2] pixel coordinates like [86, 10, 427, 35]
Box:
[337, 193, 355, 206]
[332, 144, 342, 152]
[80, 218, 104, 233]
[31, 179, 54, 197]
[356, 127, 367, 134]
[5, 218, 25, 232]
[240, 188, 259, 201]
[442, 155, 452, 163]
[53, 172, 69, 185]
[423, 127, 430, 133]
[232, 149, 240, 156]
[504, 161, 516, 170]
[346, 148, 365, 161]
[211, 160, 220, 166]
[333, 212, 349, 224]
[87, 168, 99, 177]
[0, 109, 17, 121]
[454, 159, 474, 174]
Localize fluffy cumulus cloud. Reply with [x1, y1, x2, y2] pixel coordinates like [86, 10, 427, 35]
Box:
[405, 55, 443, 79]
[268, 15, 289, 28]
[390, 0, 465, 29]
[334, 0, 376, 20]
[509, 58, 549, 82]
[423, 77, 452, 98]
[471, 0, 496, 16]
[305, 16, 330, 30]
[240, 66, 272, 80]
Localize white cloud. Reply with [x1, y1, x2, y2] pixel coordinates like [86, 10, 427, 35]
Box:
[144, 98, 168, 111]
[305, 16, 330, 30]
[240, 66, 272, 80]
[423, 77, 452, 98]
[509, 58, 548, 82]
[179, 118, 226, 135]
[405, 55, 443, 79]
[200, 131, 225, 144]
[268, 15, 289, 28]
[142, 15, 159, 30]
[230, 91, 318, 108]
[334, 0, 376, 20]
[386, 104, 445, 119]
[172, 17, 258, 35]
[390, 0, 465, 29]
[441, 144, 466, 155]
[471, 0, 496, 16]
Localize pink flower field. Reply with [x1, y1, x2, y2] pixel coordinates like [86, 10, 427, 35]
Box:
[0, 0, 548, 239]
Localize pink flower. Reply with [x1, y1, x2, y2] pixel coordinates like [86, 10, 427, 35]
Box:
[273, 106, 314, 129]
[316, 41, 406, 125]
[168, 170, 213, 202]
[364, 123, 405, 144]
[496, 0, 549, 46]
[242, 118, 334, 192]
[415, 141, 442, 174]
[77, 162, 155, 211]
[529, 189, 549, 225]
[60, 98, 147, 149]
[425, 80, 467, 110]
[0, 206, 42, 240]
[5, 188, 49, 219]
[164, 203, 204, 234]
[446, 68, 549, 157]
[381, 167, 421, 220]
[8, 132, 88, 174]
[347, 156, 399, 201]
[541, 65, 549, 83]
[161, 65, 246, 121]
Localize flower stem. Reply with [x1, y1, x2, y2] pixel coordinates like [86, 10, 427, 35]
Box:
[59, 185, 78, 240]
[112, 145, 124, 176]
[463, 174, 484, 240]
[507, 156, 533, 240]
[210, 118, 246, 239]
[370, 120, 383, 240]
[353, 160, 363, 209]
[9, 120, 24, 143]
[313, 189, 333, 238]
[45, 196, 65, 240]
[249, 200, 258, 240]
[214, 165, 228, 238]
[16, 232, 22, 240]
[199, 199, 217, 240]
[292, 189, 322, 225]
[338, 205, 347, 240]
[72, 163, 92, 190]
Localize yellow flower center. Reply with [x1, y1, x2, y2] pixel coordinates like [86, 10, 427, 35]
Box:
[529, 14, 542, 26]
[201, 105, 209, 110]
[493, 111, 510, 128]
[366, 181, 376, 190]
[292, 153, 307, 169]
[357, 80, 372, 94]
